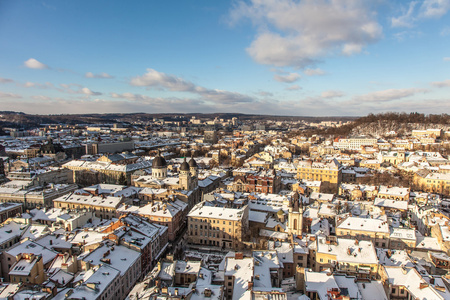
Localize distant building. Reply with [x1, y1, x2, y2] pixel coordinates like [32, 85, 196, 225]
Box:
[204, 130, 218, 144]
[333, 136, 377, 150]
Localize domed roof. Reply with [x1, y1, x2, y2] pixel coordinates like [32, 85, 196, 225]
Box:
[152, 152, 167, 168]
[180, 157, 190, 171]
[188, 157, 197, 168]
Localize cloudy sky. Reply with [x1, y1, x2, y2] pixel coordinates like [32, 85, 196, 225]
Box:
[0, 0, 449, 116]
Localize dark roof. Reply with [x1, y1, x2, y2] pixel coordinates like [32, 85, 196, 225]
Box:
[152, 153, 167, 168]
[180, 157, 190, 171]
[188, 157, 197, 168]
[107, 154, 125, 162]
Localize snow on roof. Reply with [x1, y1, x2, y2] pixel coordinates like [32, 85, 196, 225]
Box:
[310, 192, 334, 202]
[7, 240, 58, 265]
[304, 271, 338, 300]
[0, 221, 27, 245]
[188, 202, 246, 221]
[378, 186, 409, 197]
[317, 237, 378, 265]
[337, 216, 389, 233]
[384, 267, 443, 300]
[259, 229, 288, 240]
[30, 207, 64, 222]
[356, 281, 388, 300]
[21, 224, 49, 240]
[0, 283, 20, 299]
[374, 198, 408, 210]
[268, 241, 294, 264]
[334, 275, 360, 299]
[71, 230, 107, 247]
[318, 203, 336, 217]
[311, 218, 330, 236]
[249, 210, 267, 223]
[49, 269, 74, 285]
[66, 264, 120, 300]
[253, 251, 281, 289]
[390, 228, 416, 241]
[377, 249, 414, 268]
[82, 241, 140, 276]
[9, 256, 37, 276]
[130, 199, 188, 218]
[54, 193, 123, 208]
[225, 257, 253, 300]
[440, 226, 450, 242]
[159, 261, 175, 280]
[175, 260, 201, 275]
[415, 236, 441, 251]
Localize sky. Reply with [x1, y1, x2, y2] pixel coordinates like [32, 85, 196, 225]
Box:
[0, 0, 449, 116]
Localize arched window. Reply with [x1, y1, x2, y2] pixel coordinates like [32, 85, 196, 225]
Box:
[294, 219, 298, 230]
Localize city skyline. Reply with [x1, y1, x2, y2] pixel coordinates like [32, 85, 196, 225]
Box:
[1, 0, 450, 116]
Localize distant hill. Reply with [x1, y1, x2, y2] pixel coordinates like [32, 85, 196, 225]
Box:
[319, 112, 450, 137]
[0, 111, 356, 129]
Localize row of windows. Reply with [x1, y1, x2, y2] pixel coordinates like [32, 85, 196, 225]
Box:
[191, 218, 233, 225]
[196, 239, 232, 247]
[190, 231, 231, 238]
[190, 224, 233, 232]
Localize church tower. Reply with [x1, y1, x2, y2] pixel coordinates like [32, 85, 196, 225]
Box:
[288, 191, 303, 236]
[152, 151, 167, 180]
[179, 157, 191, 190]
[189, 155, 198, 188]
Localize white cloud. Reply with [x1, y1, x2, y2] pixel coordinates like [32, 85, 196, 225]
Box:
[131, 68, 255, 104]
[273, 72, 301, 83]
[229, 0, 382, 68]
[286, 84, 301, 91]
[81, 87, 102, 96]
[256, 91, 274, 97]
[85, 72, 114, 79]
[321, 90, 345, 99]
[391, 1, 418, 28]
[131, 68, 195, 91]
[353, 88, 428, 102]
[420, 0, 450, 18]
[23, 81, 54, 89]
[0, 91, 22, 99]
[24, 58, 49, 69]
[444, 57, 450, 61]
[441, 26, 450, 36]
[431, 79, 450, 87]
[304, 68, 326, 76]
[32, 95, 52, 101]
[0, 78, 14, 83]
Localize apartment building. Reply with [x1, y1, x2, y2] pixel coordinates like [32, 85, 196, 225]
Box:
[297, 159, 342, 191]
[315, 236, 379, 279]
[336, 216, 390, 248]
[53, 192, 124, 220]
[187, 202, 249, 249]
[414, 171, 450, 195]
[333, 137, 378, 150]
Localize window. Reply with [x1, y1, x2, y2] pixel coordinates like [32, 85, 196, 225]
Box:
[320, 258, 323, 262]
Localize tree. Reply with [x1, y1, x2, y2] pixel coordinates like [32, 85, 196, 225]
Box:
[118, 173, 128, 185]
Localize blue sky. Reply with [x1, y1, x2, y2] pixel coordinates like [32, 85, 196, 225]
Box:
[0, 0, 449, 116]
